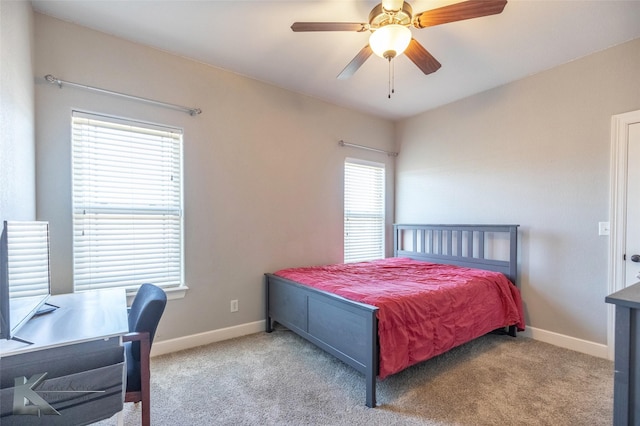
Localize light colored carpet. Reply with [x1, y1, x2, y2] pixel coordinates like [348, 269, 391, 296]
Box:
[99, 328, 613, 425]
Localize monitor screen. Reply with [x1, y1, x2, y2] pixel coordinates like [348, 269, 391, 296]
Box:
[0, 221, 51, 340]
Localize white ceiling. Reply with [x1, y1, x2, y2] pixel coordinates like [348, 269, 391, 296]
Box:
[31, 0, 640, 120]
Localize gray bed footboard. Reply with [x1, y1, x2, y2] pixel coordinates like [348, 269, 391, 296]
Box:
[265, 273, 379, 407]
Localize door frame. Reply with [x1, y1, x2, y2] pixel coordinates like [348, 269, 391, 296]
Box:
[607, 109, 640, 359]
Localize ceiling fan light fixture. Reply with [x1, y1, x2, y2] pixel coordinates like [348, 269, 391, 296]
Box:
[369, 24, 412, 59]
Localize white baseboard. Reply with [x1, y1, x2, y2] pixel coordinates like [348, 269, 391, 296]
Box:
[151, 321, 611, 361]
[519, 326, 610, 360]
[151, 320, 266, 357]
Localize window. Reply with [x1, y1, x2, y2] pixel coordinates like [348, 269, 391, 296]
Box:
[344, 159, 385, 263]
[2, 221, 50, 298]
[71, 111, 184, 292]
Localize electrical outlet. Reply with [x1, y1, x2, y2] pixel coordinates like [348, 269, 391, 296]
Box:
[230, 299, 238, 312]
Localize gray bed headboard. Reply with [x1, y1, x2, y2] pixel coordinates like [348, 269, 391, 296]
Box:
[393, 224, 519, 285]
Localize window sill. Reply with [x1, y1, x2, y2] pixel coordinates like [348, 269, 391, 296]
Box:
[126, 285, 188, 306]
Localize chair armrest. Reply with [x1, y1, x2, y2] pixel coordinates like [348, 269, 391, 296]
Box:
[122, 331, 150, 343]
[122, 331, 151, 368]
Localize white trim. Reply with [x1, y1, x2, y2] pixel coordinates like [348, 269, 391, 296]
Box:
[150, 321, 608, 360]
[150, 320, 265, 357]
[607, 109, 640, 360]
[518, 326, 609, 359]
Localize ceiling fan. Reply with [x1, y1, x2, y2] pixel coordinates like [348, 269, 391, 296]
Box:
[291, 0, 507, 80]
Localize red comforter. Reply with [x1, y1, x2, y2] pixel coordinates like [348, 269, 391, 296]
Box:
[274, 257, 525, 379]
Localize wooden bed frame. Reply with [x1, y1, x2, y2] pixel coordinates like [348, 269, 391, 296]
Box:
[265, 224, 519, 408]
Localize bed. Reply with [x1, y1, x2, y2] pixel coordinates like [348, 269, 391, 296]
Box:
[265, 224, 524, 407]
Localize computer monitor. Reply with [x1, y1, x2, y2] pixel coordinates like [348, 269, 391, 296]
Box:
[0, 221, 52, 341]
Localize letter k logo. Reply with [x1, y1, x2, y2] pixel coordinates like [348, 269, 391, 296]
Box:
[13, 373, 60, 416]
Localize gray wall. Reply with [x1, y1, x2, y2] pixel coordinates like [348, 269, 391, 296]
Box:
[0, 1, 35, 221]
[395, 37, 640, 344]
[32, 13, 395, 343]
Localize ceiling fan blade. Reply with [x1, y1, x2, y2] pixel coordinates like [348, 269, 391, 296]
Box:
[337, 45, 373, 80]
[404, 39, 442, 75]
[414, 0, 507, 28]
[291, 22, 368, 32]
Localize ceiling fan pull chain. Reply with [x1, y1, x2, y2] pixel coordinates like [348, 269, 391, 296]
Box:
[388, 57, 391, 98]
[388, 57, 392, 99]
[392, 58, 396, 95]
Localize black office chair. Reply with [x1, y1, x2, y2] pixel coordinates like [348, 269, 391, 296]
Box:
[123, 283, 167, 426]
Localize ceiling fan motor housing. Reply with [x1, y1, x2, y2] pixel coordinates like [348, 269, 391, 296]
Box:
[369, 2, 413, 30]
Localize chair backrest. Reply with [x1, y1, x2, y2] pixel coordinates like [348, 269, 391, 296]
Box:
[128, 283, 167, 361]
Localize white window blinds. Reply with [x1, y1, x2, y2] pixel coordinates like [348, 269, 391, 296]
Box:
[4, 221, 51, 298]
[344, 159, 385, 263]
[71, 111, 184, 292]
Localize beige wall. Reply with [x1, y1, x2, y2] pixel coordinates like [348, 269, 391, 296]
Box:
[33, 13, 395, 342]
[396, 37, 640, 344]
[0, 1, 35, 221]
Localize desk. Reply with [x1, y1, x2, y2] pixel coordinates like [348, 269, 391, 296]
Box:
[606, 282, 640, 426]
[0, 289, 128, 425]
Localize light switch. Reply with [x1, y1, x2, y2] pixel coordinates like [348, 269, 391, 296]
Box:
[598, 222, 610, 236]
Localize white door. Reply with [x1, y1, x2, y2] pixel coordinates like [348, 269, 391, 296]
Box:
[625, 122, 640, 287]
[608, 110, 640, 359]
